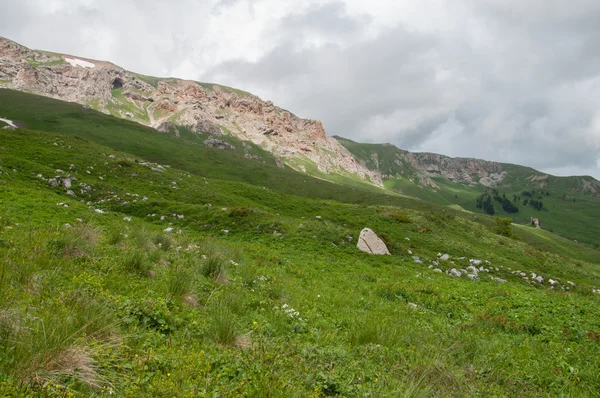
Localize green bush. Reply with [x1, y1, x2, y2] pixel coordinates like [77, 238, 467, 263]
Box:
[495, 217, 517, 239]
[390, 213, 413, 223]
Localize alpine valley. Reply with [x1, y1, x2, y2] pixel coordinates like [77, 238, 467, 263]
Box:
[1, 37, 599, 397]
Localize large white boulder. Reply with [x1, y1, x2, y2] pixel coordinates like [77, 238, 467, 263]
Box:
[357, 228, 390, 255]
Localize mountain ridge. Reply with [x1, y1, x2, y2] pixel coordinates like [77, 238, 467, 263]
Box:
[1, 36, 599, 198]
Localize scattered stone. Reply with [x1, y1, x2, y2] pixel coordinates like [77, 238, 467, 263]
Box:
[413, 256, 423, 264]
[123, 216, 132, 222]
[94, 209, 105, 214]
[433, 268, 442, 273]
[469, 259, 482, 266]
[493, 277, 507, 283]
[356, 228, 390, 255]
[407, 303, 418, 310]
[66, 190, 76, 197]
[204, 138, 235, 150]
[315, 216, 322, 219]
[163, 227, 174, 233]
[448, 268, 462, 277]
[467, 274, 478, 280]
[64, 223, 72, 228]
[222, 229, 229, 234]
[439, 254, 450, 261]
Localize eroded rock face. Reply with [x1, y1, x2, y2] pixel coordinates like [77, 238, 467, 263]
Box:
[357, 228, 390, 255]
[0, 37, 381, 186]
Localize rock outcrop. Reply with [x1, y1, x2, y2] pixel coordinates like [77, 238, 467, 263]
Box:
[357, 228, 390, 255]
[0, 37, 381, 186]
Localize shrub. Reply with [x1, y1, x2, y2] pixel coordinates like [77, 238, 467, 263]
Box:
[228, 207, 250, 218]
[389, 213, 412, 223]
[495, 217, 517, 239]
[117, 159, 133, 167]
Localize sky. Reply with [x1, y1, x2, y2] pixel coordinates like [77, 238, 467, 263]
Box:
[2, 0, 600, 178]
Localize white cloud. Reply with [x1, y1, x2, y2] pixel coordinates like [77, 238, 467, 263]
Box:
[1, 0, 599, 178]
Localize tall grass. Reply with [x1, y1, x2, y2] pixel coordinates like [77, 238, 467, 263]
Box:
[200, 253, 225, 279]
[207, 304, 238, 346]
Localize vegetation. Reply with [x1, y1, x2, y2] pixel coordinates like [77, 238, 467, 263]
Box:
[338, 137, 600, 246]
[0, 90, 600, 396]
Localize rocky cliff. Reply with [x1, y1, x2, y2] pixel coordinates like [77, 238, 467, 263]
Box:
[0, 37, 381, 185]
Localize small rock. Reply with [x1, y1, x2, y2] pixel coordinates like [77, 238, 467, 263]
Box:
[448, 268, 462, 277]
[123, 216, 132, 222]
[407, 303, 418, 310]
[433, 268, 442, 273]
[493, 277, 507, 283]
[439, 254, 450, 261]
[94, 209, 105, 214]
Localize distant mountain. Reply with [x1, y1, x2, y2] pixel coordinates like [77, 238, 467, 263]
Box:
[335, 137, 600, 195]
[1, 36, 599, 245]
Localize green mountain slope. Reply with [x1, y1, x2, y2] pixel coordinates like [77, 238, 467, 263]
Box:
[1, 94, 600, 395]
[336, 137, 600, 246]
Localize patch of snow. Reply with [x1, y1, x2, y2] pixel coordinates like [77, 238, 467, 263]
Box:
[0, 117, 17, 128]
[65, 58, 96, 68]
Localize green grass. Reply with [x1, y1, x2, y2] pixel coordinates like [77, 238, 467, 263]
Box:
[24, 57, 66, 67]
[1, 90, 600, 396]
[337, 136, 600, 246]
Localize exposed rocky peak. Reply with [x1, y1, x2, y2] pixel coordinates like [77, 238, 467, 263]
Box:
[0, 37, 380, 185]
[409, 152, 504, 183]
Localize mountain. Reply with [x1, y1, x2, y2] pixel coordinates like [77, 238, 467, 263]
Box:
[1, 36, 599, 245]
[2, 38, 600, 397]
[0, 37, 380, 185]
[335, 136, 600, 194]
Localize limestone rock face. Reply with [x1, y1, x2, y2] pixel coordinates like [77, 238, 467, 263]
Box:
[357, 228, 390, 255]
[0, 37, 382, 186]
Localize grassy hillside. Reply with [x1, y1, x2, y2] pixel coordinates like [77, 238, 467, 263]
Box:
[1, 117, 600, 396]
[337, 137, 600, 246]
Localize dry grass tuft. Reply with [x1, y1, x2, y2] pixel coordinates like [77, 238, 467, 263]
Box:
[30, 346, 100, 389]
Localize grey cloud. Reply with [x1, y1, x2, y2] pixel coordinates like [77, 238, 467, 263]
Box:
[205, 1, 600, 177]
[1, 0, 599, 178]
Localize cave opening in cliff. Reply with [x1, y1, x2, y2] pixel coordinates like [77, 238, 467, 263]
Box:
[112, 77, 124, 89]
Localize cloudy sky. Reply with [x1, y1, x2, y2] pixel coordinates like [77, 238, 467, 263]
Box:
[2, 0, 600, 178]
